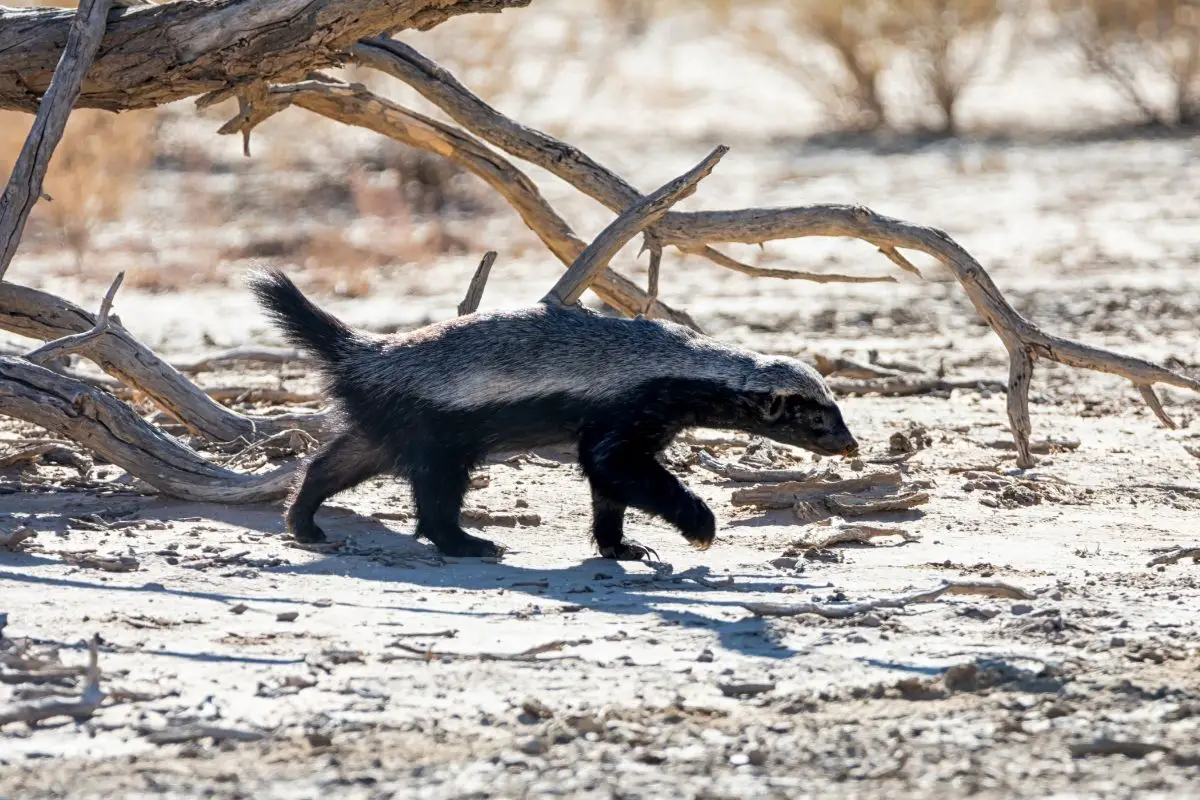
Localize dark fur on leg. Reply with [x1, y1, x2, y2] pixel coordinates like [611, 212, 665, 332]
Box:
[407, 453, 504, 558]
[590, 488, 658, 561]
[580, 429, 716, 553]
[285, 430, 388, 543]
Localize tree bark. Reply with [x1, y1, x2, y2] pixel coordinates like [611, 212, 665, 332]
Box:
[0, 0, 531, 113]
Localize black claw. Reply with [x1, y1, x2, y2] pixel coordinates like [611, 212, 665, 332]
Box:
[600, 537, 659, 562]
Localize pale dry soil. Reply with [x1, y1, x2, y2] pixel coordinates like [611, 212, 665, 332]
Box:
[3, 100, 1200, 800]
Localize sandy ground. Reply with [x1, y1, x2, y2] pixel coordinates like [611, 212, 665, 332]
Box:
[3, 4, 1200, 797]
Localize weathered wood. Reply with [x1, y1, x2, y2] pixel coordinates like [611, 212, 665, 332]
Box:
[355, 37, 1200, 460]
[253, 79, 698, 327]
[0, 0, 532, 113]
[0, 281, 328, 441]
[458, 251, 496, 316]
[0, 0, 114, 280]
[542, 145, 728, 307]
[0, 356, 298, 503]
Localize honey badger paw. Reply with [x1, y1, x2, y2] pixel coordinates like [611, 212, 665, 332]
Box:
[286, 517, 327, 544]
[599, 537, 660, 562]
[428, 530, 506, 558]
[679, 500, 717, 550]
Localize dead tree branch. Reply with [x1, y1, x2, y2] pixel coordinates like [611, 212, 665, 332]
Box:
[231, 78, 696, 326]
[358, 37, 1200, 465]
[0, 357, 297, 502]
[543, 145, 728, 307]
[0, 282, 329, 441]
[0, 0, 532, 113]
[741, 580, 1034, 618]
[25, 272, 124, 366]
[458, 251, 496, 316]
[0, 0, 113, 280]
[0, 633, 104, 728]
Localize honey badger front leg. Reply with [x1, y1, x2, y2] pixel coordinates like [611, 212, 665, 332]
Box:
[579, 428, 716, 559]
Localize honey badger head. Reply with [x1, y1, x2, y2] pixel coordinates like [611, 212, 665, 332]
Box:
[736, 356, 858, 457]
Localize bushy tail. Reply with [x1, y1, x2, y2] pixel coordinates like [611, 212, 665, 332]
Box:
[246, 268, 362, 365]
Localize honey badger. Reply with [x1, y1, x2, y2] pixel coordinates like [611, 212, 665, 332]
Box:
[248, 268, 859, 561]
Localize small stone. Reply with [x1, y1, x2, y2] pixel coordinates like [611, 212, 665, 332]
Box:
[729, 753, 750, 766]
[747, 748, 767, 766]
[1010, 603, 1034, 616]
[276, 611, 299, 622]
[312, 598, 333, 607]
[697, 648, 714, 663]
[1110, 636, 1126, 647]
[229, 603, 248, 615]
[769, 557, 798, 570]
[306, 732, 332, 748]
[519, 738, 544, 755]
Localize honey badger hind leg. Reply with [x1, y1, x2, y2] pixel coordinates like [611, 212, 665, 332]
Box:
[285, 430, 390, 543]
[407, 454, 505, 558]
[589, 489, 659, 562]
[580, 429, 716, 556]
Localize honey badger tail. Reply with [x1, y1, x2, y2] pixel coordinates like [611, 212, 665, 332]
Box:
[246, 268, 362, 366]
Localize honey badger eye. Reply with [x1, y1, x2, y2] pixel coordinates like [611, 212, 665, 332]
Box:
[808, 409, 826, 429]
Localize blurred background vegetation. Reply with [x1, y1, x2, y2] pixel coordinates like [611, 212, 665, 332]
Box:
[2, 0, 1198, 296]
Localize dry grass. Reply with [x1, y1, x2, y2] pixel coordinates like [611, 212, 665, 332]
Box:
[1051, 0, 1200, 125]
[704, 0, 1006, 134]
[0, 108, 157, 268]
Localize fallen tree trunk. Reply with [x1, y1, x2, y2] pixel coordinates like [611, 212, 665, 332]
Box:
[0, 0, 531, 113]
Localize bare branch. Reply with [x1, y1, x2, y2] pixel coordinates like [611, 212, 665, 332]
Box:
[0, 0, 113, 280]
[1146, 547, 1200, 568]
[741, 580, 1035, 619]
[0, 282, 329, 441]
[1137, 384, 1177, 429]
[0, 634, 104, 728]
[796, 522, 921, 549]
[1007, 347, 1036, 468]
[0, 357, 298, 502]
[682, 243, 896, 284]
[812, 354, 905, 380]
[458, 251, 496, 316]
[358, 38, 1200, 458]
[258, 79, 697, 328]
[25, 272, 124, 366]
[543, 145, 729, 307]
[0, 0, 533, 114]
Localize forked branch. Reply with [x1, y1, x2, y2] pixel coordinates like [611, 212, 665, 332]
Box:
[542, 145, 728, 307]
[355, 37, 1200, 466]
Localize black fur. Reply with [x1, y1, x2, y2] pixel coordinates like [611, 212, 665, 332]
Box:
[247, 269, 859, 560]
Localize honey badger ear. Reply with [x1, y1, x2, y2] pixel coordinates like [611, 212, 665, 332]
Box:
[762, 392, 787, 422]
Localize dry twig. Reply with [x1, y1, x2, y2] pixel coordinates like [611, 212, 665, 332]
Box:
[1146, 548, 1200, 568]
[797, 521, 921, 549]
[0, 633, 104, 727]
[25, 273, 125, 366]
[741, 580, 1034, 618]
